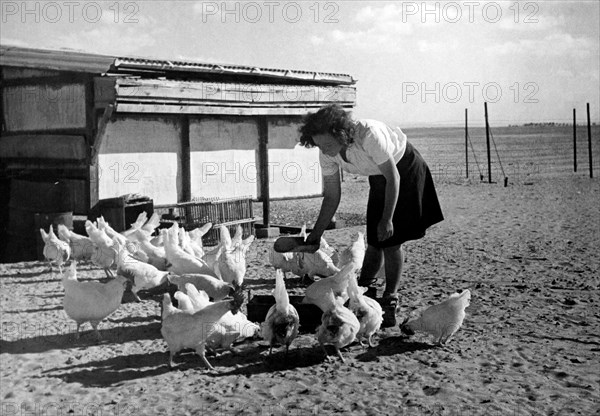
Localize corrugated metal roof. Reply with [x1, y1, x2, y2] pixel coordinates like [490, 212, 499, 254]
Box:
[0, 45, 115, 73]
[0, 45, 356, 85]
[112, 57, 356, 85]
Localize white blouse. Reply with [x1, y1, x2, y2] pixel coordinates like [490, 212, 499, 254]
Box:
[319, 119, 407, 176]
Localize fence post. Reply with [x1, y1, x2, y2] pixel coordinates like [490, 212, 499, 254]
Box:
[588, 103, 593, 178]
[573, 109, 577, 172]
[484, 102, 492, 183]
[465, 108, 469, 179]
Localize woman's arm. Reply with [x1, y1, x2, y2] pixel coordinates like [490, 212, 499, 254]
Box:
[306, 169, 341, 245]
[377, 157, 400, 242]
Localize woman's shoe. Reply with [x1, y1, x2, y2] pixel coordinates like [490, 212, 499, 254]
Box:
[380, 293, 400, 328]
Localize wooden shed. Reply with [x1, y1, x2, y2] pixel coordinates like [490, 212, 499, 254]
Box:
[0, 45, 356, 261]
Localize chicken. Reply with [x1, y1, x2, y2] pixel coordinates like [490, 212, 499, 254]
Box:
[168, 273, 234, 301]
[141, 212, 160, 235]
[270, 224, 340, 281]
[85, 220, 113, 247]
[205, 309, 261, 352]
[296, 247, 340, 280]
[115, 240, 170, 302]
[347, 275, 382, 348]
[202, 244, 223, 276]
[302, 262, 359, 312]
[178, 227, 197, 257]
[85, 220, 117, 277]
[160, 289, 246, 370]
[338, 232, 366, 268]
[188, 222, 212, 248]
[316, 289, 360, 363]
[137, 238, 169, 271]
[61, 261, 128, 340]
[261, 269, 300, 355]
[57, 224, 95, 262]
[216, 225, 255, 289]
[96, 216, 128, 246]
[120, 211, 147, 238]
[97, 216, 150, 264]
[400, 289, 471, 345]
[163, 227, 215, 276]
[39, 225, 71, 272]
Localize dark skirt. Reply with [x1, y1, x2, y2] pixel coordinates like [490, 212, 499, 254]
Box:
[366, 141, 444, 248]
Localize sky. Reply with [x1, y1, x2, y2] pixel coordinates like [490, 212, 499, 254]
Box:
[1, 0, 599, 127]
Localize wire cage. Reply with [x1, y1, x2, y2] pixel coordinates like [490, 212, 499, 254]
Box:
[154, 196, 255, 246]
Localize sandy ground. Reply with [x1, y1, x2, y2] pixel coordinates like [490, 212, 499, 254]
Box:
[1, 176, 599, 416]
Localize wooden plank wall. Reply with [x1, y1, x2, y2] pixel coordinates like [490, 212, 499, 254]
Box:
[2, 83, 87, 132]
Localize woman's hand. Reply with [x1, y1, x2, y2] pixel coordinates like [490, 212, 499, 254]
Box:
[377, 219, 394, 242]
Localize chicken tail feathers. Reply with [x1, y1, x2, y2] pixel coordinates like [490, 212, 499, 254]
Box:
[274, 269, 290, 313]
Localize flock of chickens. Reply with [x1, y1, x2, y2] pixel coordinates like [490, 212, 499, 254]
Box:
[39, 212, 471, 370]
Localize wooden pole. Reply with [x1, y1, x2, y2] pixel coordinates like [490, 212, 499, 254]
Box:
[465, 108, 469, 178]
[573, 109, 577, 172]
[258, 116, 270, 226]
[180, 115, 191, 202]
[485, 102, 492, 183]
[587, 103, 593, 178]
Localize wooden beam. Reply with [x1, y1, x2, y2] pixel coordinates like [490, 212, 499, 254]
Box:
[90, 104, 114, 161]
[258, 116, 270, 227]
[180, 114, 191, 202]
[115, 103, 352, 116]
[115, 78, 356, 104]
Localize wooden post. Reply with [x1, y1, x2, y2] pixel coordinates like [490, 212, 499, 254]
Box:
[258, 116, 270, 227]
[573, 109, 577, 172]
[484, 102, 492, 183]
[180, 115, 191, 202]
[465, 108, 469, 178]
[587, 103, 593, 178]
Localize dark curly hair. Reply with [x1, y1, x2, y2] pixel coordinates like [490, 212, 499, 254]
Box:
[299, 104, 355, 148]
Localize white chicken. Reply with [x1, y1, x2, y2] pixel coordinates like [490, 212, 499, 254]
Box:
[168, 273, 234, 301]
[163, 227, 215, 276]
[114, 239, 170, 302]
[261, 269, 300, 355]
[141, 212, 161, 235]
[168, 283, 258, 352]
[61, 261, 128, 340]
[161, 289, 245, 370]
[136, 237, 169, 271]
[39, 225, 71, 272]
[205, 310, 261, 353]
[85, 220, 117, 277]
[400, 289, 471, 345]
[216, 225, 255, 289]
[347, 275, 383, 348]
[302, 262, 359, 312]
[96, 216, 128, 246]
[57, 224, 95, 262]
[316, 289, 361, 363]
[338, 232, 366, 268]
[188, 222, 212, 248]
[269, 224, 339, 280]
[120, 211, 148, 238]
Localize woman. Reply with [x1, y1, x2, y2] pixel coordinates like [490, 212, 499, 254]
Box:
[299, 104, 444, 327]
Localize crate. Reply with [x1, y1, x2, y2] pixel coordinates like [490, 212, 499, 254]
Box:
[89, 194, 153, 232]
[155, 196, 255, 246]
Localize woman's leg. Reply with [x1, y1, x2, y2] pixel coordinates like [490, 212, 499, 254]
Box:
[358, 244, 384, 290]
[382, 244, 404, 297]
[380, 244, 404, 327]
